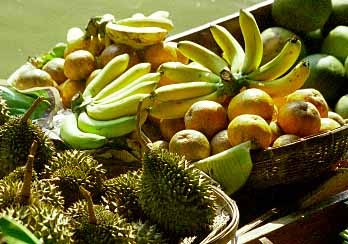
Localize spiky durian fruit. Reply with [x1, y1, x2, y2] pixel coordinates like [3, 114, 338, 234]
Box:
[2, 165, 39, 183]
[139, 147, 217, 238]
[101, 169, 143, 221]
[0, 97, 55, 178]
[0, 96, 10, 125]
[42, 150, 107, 207]
[131, 220, 168, 244]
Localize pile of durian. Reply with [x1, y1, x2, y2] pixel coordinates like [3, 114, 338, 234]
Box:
[0, 96, 226, 244]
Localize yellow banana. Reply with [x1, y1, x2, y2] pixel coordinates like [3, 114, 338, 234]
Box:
[246, 60, 310, 97]
[153, 81, 222, 102]
[132, 13, 146, 18]
[239, 9, 263, 74]
[246, 37, 302, 81]
[158, 62, 221, 83]
[86, 93, 153, 120]
[149, 10, 170, 19]
[77, 111, 148, 138]
[210, 25, 245, 73]
[83, 53, 129, 99]
[149, 89, 224, 119]
[106, 22, 167, 49]
[177, 40, 229, 75]
[60, 113, 107, 149]
[115, 17, 174, 32]
[94, 62, 151, 100]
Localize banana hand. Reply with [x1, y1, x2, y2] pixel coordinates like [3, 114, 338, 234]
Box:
[246, 60, 310, 97]
[148, 10, 170, 19]
[246, 37, 302, 81]
[239, 9, 263, 74]
[60, 113, 107, 149]
[115, 16, 174, 32]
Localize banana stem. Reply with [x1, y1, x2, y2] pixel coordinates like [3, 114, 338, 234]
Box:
[135, 99, 152, 153]
[79, 186, 97, 225]
[21, 96, 45, 123]
[220, 69, 243, 97]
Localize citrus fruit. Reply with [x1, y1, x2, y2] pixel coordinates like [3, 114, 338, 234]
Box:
[272, 134, 300, 147]
[324, 0, 348, 33]
[328, 111, 346, 125]
[319, 118, 341, 132]
[210, 129, 232, 155]
[99, 43, 139, 68]
[321, 25, 348, 63]
[335, 94, 348, 119]
[227, 114, 273, 149]
[159, 118, 186, 141]
[58, 79, 85, 108]
[169, 129, 210, 161]
[42, 58, 67, 85]
[64, 50, 96, 81]
[269, 121, 283, 143]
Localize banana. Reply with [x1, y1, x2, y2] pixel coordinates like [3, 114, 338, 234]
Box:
[83, 53, 129, 99]
[246, 60, 310, 97]
[132, 13, 146, 18]
[60, 113, 107, 149]
[115, 17, 174, 32]
[158, 62, 221, 83]
[149, 10, 170, 19]
[77, 111, 148, 138]
[210, 24, 245, 73]
[106, 22, 167, 49]
[93, 62, 151, 100]
[149, 89, 224, 119]
[65, 27, 88, 55]
[153, 81, 222, 102]
[177, 40, 229, 75]
[86, 93, 153, 120]
[246, 37, 302, 81]
[239, 9, 263, 74]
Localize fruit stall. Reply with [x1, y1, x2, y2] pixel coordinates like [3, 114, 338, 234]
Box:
[1, 0, 348, 243]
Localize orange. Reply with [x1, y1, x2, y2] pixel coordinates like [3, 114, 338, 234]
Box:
[319, 118, 341, 132]
[98, 43, 139, 68]
[269, 121, 283, 143]
[210, 129, 232, 155]
[277, 101, 321, 137]
[227, 88, 275, 122]
[272, 134, 300, 147]
[227, 114, 273, 149]
[58, 79, 86, 108]
[159, 118, 186, 141]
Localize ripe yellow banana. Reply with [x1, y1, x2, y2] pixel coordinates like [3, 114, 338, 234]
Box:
[106, 22, 167, 49]
[246, 60, 310, 97]
[239, 9, 263, 74]
[86, 93, 153, 120]
[60, 113, 107, 149]
[153, 81, 222, 102]
[177, 40, 229, 75]
[246, 37, 302, 81]
[210, 24, 245, 73]
[83, 53, 129, 99]
[77, 111, 148, 138]
[149, 10, 170, 19]
[115, 17, 174, 32]
[158, 62, 221, 83]
[94, 62, 151, 100]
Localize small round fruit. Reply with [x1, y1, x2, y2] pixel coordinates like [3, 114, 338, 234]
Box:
[277, 101, 321, 137]
[99, 43, 139, 68]
[321, 25, 348, 63]
[269, 121, 283, 143]
[335, 94, 348, 119]
[58, 79, 86, 108]
[64, 50, 96, 81]
[14, 69, 57, 90]
[151, 140, 169, 150]
[184, 100, 228, 139]
[328, 111, 346, 125]
[210, 130, 231, 155]
[159, 118, 186, 141]
[169, 129, 210, 161]
[319, 118, 341, 132]
[42, 58, 67, 84]
[272, 134, 300, 147]
[227, 114, 273, 149]
[227, 88, 275, 122]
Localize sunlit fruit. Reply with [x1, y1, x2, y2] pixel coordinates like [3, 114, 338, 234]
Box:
[319, 117, 341, 132]
[272, 134, 300, 147]
[99, 43, 139, 68]
[42, 57, 67, 84]
[64, 50, 96, 81]
[58, 79, 86, 108]
[159, 118, 186, 141]
[210, 129, 232, 155]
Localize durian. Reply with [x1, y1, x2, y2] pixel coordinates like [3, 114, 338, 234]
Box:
[42, 149, 107, 207]
[0, 97, 55, 178]
[0, 95, 10, 126]
[131, 220, 168, 244]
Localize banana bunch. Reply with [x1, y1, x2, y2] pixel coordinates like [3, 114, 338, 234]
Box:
[59, 54, 160, 149]
[175, 9, 310, 98]
[105, 11, 174, 49]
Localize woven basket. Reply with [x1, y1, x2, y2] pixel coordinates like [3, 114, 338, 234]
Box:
[244, 124, 348, 190]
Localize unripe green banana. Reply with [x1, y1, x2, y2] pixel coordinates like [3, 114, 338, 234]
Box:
[246, 37, 302, 81]
[94, 62, 151, 100]
[153, 81, 222, 102]
[83, 53, 130, 99]
[77, 111, 148, 138]
[177, 40, 229, 75]
[115, 16, 174, 31]
[157, 62, 221, 83]
[239, 9, 263, 74]
[210, 24, 245, 73]
[60, 113, 107, 149]
[246, 60, 310, 97]
[86, 93, 152, 120]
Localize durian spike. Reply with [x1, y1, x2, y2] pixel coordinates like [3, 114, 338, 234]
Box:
[21, 96, 49, 123]
[19, 140, 38, 205]
[135, 99, 151, 151]
[79, 186, 97, 225]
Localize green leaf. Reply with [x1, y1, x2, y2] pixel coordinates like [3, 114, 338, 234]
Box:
[0, 216, 41, 244]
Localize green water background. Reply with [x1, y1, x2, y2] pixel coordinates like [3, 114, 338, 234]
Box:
[0, 0, 263, 78]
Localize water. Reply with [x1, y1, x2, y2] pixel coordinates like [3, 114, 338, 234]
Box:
[0, 0, 263, 78]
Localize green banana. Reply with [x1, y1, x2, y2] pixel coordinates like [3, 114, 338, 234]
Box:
[177, 40, 229, 75]
[83, 53, 129, 99]
[93, 62, 151, 100]
[239, 9, 263, 74]
[60, 113, 107, 149]
[210, 24, 245, 73]
[77, 111, 147, 138]
[246, 60, 310, 97]
[246, 37, 302, 81]
[86, 93, 152, 120]
[153, 81, 222, 102]
[158, 62, 221, 83]
[115, 17, 174, 31]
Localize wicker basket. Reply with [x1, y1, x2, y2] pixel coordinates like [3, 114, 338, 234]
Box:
[243, 124, 348, 190]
